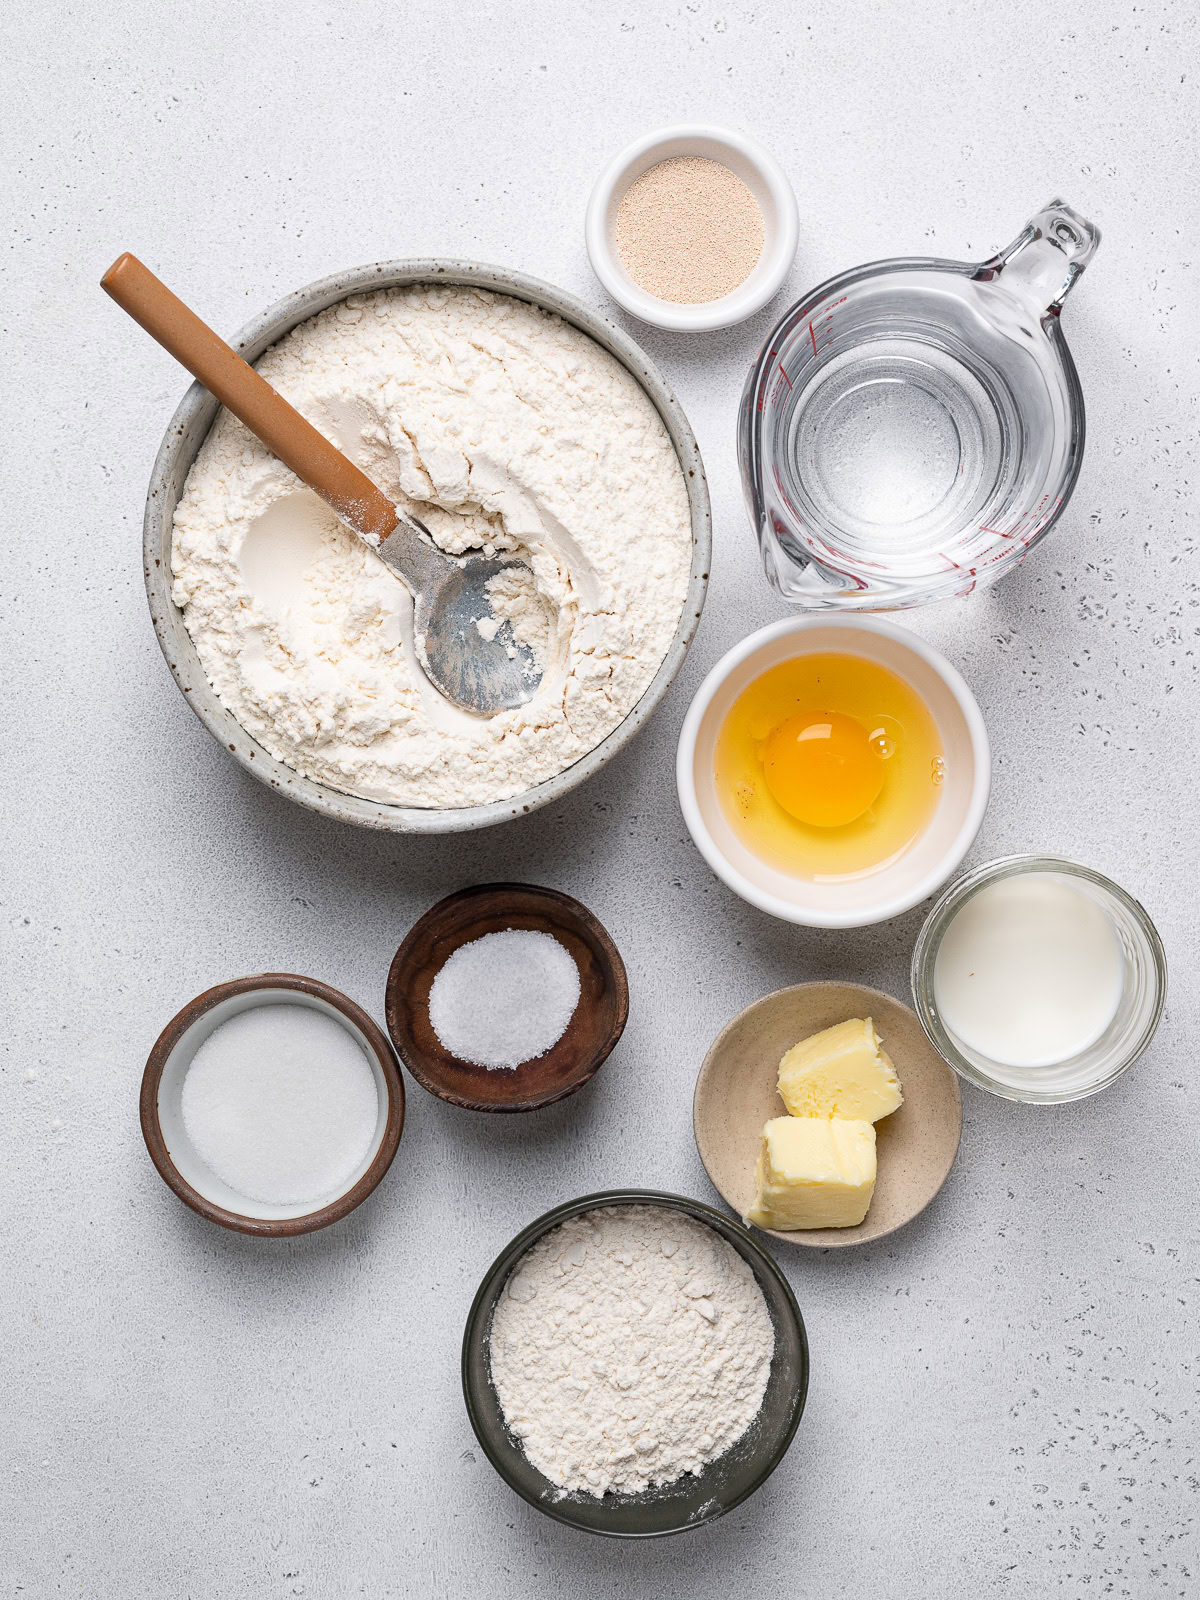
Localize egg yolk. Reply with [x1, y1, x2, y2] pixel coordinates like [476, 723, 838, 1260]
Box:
[762, 711, 884, 828]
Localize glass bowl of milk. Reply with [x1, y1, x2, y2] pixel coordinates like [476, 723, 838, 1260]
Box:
[911, 856, 1166, 1103]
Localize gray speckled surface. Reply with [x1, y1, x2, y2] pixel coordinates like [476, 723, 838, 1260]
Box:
[3, 1, 1196, 1594]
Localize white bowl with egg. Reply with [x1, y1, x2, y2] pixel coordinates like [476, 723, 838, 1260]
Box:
[676, 617, 990, 928]
[140, 973, 404, 1235]
[586, 124, 799, 331]
[143, 260, 711, 833]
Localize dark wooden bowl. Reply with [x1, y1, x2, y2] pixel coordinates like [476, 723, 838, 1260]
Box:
[385, 884, 629, 1112]
[141, 972, 405, 1236]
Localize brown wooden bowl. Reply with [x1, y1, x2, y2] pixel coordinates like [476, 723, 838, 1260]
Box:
[140, 973, 405, 1236]
[385, 884, 628, 1112]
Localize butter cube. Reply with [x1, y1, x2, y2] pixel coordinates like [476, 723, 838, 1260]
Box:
[777, 1017, 902, 1123]
[746, 1116, 877, 1230]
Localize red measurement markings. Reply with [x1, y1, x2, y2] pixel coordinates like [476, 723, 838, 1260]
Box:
[768, 368, 792, 411]
[938, 549, 979, 596]
[974, 543, 1016, 571]
[980, 493, 1058, 545]
[806, 294, 847, 360]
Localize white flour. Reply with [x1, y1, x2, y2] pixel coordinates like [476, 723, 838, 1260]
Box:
[488, 1206, 774, 1497]
[170, 285, 692, 808]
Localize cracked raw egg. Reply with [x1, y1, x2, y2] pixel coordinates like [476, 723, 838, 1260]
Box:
[714, 652, 944, 881]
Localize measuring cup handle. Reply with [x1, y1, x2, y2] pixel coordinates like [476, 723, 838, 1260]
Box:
[981, 199, 1100, 315]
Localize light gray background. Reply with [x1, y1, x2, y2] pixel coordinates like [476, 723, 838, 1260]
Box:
[4, 2, 1196, 1595]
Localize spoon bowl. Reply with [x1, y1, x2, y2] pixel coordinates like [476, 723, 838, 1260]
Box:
[405, 545, 543, 713]
[102, 252, 542, 717]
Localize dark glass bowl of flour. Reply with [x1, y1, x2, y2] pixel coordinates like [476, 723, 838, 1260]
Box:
[461, 1190, 808, 1537]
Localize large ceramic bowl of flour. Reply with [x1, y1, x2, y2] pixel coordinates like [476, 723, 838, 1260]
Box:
[144, 261, 711, 832]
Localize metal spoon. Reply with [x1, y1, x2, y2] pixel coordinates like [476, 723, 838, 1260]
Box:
[101, 253, 543, 716]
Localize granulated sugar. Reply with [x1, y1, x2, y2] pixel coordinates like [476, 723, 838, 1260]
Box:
[615, 156, 764, 304]
[428, 929, 581, 1069]
[180, 1004, 379, 1205]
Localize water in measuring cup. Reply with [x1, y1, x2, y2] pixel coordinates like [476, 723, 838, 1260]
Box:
[786, 338, 1011, 563]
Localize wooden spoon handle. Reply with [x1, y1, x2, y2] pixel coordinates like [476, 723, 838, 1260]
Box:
[101, 253, 398, 543]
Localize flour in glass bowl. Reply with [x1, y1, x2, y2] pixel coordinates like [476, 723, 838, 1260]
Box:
[488, 1206, 774, 1497]
[169, 285, 693, 809]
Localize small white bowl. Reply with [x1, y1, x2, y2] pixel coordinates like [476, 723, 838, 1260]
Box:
[676, 618, 991, 928]
[585, 124, 799, 332]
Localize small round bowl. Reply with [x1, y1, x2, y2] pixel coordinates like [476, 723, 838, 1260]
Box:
[144, 259, 711, 834]
[385, 884, 628, 1113]
[912, 855, 1168, 1103]
[140, 973, 404, 1236]
[694, 982, 962, 1248]
[585, 124, 799, 332]
[676, 615, 991, 927]
[462, 1189, 808, 1537]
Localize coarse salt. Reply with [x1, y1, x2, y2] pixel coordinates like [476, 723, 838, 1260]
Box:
[180, 1004, 379, 1206]
[428, 929, 581, 1070]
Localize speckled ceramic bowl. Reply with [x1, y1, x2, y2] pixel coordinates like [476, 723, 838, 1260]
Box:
[142, 260, 712, 833]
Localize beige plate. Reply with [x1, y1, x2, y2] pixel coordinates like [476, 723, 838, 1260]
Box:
[693, 982, 962, 1248]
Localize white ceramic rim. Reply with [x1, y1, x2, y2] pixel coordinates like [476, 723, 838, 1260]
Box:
[143, 259, 712, 833]
[585, 123, 799, 332]
[675, 616, 992, 928]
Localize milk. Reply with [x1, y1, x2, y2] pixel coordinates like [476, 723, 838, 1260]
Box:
[933, 873, 1124, 1068]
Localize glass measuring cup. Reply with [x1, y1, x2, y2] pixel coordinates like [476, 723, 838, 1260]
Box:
[739, 201, 1100, 609]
